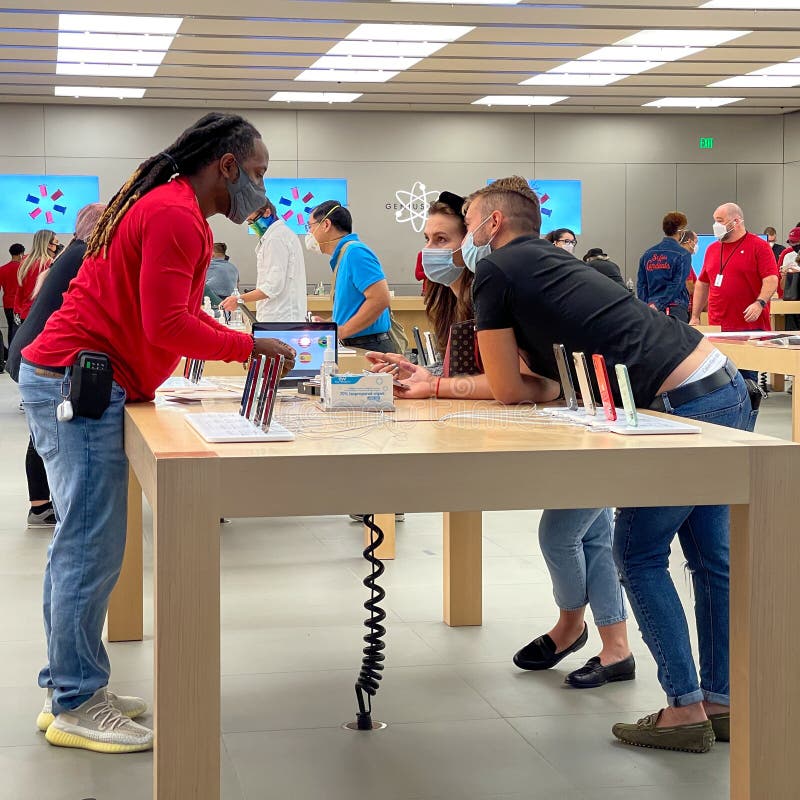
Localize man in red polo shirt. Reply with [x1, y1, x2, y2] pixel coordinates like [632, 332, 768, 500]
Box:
[0, 242, 24, 361]
[690, 202, 779, 335]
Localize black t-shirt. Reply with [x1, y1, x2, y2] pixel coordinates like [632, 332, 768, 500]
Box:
[473, 235, 703, 406]
[8, 238, 86, 382]
[588, 258, 626, 288]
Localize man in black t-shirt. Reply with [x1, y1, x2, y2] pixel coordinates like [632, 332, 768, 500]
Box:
[465, 176, 751, 754]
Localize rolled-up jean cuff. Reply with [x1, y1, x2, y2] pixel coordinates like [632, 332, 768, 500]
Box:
[668, 689, 705, 708]
[593, 613, 628, 627]
[703, 691, 730, 706]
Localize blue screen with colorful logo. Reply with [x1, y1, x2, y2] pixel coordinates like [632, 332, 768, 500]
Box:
[0, 174, 100, 234]
[257, 178, 348, 235]
[487, 179, 582, 235]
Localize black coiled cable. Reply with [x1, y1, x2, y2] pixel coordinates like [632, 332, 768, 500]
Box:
[354, 513, 387, 730]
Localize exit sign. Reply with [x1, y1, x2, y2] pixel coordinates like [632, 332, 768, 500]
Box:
[699, 137, 714, 149]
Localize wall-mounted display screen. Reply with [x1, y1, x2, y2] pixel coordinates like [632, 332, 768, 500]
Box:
[691, 233, 768, 276]
[488, 179, 582, 235]
[0, 174, 100, 234]
[258, 178, 348, 235]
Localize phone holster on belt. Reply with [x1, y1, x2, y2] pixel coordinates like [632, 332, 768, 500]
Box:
[744, 378, 766, 413]
[70, 351, 113, 419]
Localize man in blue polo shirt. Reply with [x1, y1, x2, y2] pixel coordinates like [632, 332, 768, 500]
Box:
[305, 201, 392, 352]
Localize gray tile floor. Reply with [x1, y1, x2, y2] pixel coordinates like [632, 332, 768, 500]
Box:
[1, 370, 789, 799]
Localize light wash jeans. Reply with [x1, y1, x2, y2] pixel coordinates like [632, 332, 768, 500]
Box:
[538, 508, 626, 628]
[613, 363, 751, 708]
[19, 362, 128, 712]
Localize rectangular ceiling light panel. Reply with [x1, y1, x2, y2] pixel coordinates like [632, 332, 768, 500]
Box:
[270, 92, 362, 103]
[57, 14, 182, 79]
[644, 96, 744, 107]
[522, 28, 748, 88]
[710, 58, 800, 88]
[295, 23, 473, 84]
[473, 95, 569, 106]
[55, 86, 147, 98]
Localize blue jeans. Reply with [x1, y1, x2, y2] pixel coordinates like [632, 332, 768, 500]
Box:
[539, 508, 626, 627]
[19, 362, 128, 712]
[614, 367, 751, 708]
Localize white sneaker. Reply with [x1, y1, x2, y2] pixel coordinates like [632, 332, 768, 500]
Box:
[37, 687, 148, 731]
[43, 689, 153, 753]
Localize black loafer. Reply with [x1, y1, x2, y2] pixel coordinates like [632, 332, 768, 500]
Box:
[565, 654, 636, 688]
[513, 623, 588, 671]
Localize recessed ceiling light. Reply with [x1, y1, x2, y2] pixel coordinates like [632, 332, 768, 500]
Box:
[295, 23, 473, 84]
[521, 73, 625, 87]
[701, 1, 800, 8]
[57, 14, 181, 78]
[55, 86, 146, 99]
[392, 0, 520, 4]
[295, 69, 401, 83]
[473, 95, 569, 106]
[345, 24, 473, 42]
[270, 92, 362, 103]
[643, 97, 744, 108]
[520, 28, 748, 88]
[710, 58, 800, 88]
[619, 29, 748, 48]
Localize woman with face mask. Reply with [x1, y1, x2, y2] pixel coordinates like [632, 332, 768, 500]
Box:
[678, 230, 699, 316]
[545, 228, 577, 254]
[636, 212, 693, 324]
[14, 229, 58, 324]
[369, 192, 635, 691]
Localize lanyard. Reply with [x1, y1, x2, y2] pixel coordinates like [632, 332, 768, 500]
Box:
[718, 237, 744, 276]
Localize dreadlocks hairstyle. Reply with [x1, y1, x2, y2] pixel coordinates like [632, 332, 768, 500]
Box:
[86, 112, 263, 258]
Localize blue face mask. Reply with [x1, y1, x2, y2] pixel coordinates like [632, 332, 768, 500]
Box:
[421, 248, 465, 286]
[461, 216, 495, 272]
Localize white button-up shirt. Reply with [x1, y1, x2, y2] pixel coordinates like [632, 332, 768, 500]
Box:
[254, 218, 308, 322]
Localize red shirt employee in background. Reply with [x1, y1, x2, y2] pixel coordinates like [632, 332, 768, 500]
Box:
[0, 242, 24, 354]
[18, 113, 295, 756]
[690, 202, 779, 331]
[14, 230, 58, 322]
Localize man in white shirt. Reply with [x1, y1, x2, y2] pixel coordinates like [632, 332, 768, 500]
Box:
[220, 199, 307, 321]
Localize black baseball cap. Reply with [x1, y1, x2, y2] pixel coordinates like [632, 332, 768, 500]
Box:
[583, 247, 607, 261]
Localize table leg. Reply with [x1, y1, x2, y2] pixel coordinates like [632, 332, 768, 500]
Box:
[108, 466, 144, 643]
[443, 511, 482, 627]
[154, 463, 220, 800]
[364, 513, 396, 560]
[730, 446, 800, 800]
[771, 314, 785, 391]
[792, 380, 800, 444]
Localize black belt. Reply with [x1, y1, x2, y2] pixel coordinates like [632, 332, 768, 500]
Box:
[649, 359, 738, 413]
[22, 357, 66, 377]
[344, 332, 390, 345]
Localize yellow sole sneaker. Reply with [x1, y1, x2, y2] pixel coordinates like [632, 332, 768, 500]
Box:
[45, 723, 153, 754]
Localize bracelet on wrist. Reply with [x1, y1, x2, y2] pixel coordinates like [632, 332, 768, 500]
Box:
[434, 377, 441, 399]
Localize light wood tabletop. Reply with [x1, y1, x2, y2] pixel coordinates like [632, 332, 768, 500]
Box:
[109, 396, 800, 800]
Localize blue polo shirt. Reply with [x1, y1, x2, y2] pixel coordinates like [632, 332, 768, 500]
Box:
[330, 233, 390, 338]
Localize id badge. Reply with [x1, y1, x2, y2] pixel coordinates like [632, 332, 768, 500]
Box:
[714, 273, 724, 288]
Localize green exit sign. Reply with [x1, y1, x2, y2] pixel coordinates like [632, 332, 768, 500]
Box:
[699, 137, 715, 149]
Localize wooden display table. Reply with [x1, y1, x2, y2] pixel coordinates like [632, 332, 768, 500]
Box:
[109, 398, 799, 800]
[713, 337, 800, 441]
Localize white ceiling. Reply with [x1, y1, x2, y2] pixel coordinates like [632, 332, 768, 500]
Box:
[2, 0, 800, 113]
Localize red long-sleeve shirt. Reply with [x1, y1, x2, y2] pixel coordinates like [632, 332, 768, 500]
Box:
[14, 259, 50, 320]
[23, 177, 252, 401]
[0, 259, 19, 309]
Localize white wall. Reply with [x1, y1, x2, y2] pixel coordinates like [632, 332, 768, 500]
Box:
[0, 103, 792, 289]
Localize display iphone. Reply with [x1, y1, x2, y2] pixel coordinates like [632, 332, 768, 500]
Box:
[591, 354, 617, 422]
[240, 359, 258, 416]
[614, 363, 638, 427]
[552, 344, 578, 410]
[247, 356, 267, 423]
[572, 352, 596, 415]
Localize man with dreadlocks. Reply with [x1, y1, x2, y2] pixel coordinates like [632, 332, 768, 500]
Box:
[18, 113, 295, 754]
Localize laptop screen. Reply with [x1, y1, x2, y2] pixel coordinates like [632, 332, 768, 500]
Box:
[252, 322, 338, 381]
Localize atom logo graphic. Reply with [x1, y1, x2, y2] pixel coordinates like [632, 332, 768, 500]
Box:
[276, 186, 316, 227]
[26, 183, 68, 225]
[394, 181, 439, 233]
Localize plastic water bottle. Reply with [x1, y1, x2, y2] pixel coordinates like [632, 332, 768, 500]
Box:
[626, 277, 635, 294]
[320, 338, 338, 405]
[202, 296, 214, 317]
[229, 288, 244, 329]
